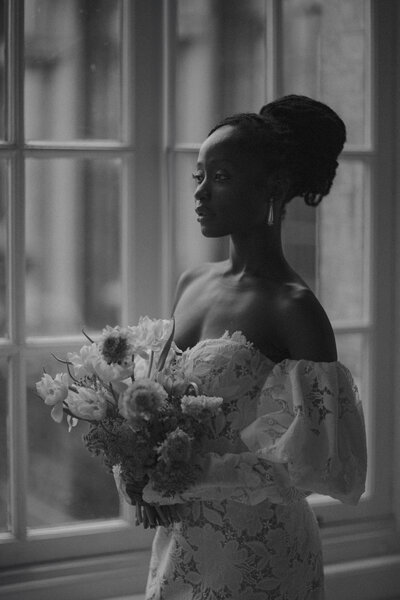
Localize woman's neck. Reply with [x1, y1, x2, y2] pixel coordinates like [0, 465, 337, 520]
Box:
[227, 224, 289, 281]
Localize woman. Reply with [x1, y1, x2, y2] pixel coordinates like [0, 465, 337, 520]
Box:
[143, 95, 367, 599]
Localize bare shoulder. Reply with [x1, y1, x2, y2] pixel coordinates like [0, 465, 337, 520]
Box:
[172, 261, 223, 311]
[276, 282, 337, 362]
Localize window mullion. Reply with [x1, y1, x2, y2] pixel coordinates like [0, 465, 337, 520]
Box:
[162, 0, 177, 312]
[371, 0, 399, 519]
[125, 0, 164, 321]
[8, 0, 27, 541]
[121, 0, 137, 324]
[265, 0, 282, 101]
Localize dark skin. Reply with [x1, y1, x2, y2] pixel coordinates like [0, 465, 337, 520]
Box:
[173, 261, 336, 363]
[173, 124, 337, 362]
[142, 124, 336, 528]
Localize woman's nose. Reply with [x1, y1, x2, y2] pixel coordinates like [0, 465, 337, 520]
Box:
[194, 178, 210, 201]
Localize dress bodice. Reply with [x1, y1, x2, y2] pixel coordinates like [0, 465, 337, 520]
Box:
[145, 331, 367, 507]
[175, 332, 273, 440]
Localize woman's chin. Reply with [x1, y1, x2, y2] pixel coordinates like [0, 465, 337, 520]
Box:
[197, 217, 228, 238]
[199, 226, 227, 238]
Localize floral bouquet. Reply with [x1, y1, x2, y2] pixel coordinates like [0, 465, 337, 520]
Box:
[36, 317, 222, 528]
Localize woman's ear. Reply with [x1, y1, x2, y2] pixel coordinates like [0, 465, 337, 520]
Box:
[270, 172, 293, 204]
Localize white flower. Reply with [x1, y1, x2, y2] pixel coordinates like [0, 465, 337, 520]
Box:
[130, 317, 174, 354]
[132, 354, 150, 379]
[67, 342, 134, 383]
[180, 394, 223, 418]
[66, 387, 109, 421]
[67, 343, 100, 378]
[36, 372, 69, 423]
[99, 325, 138, 365]
[92, 356, 134, 384]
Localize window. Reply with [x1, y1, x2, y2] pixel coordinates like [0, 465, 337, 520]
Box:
[1, 2, 400, 599]
[170, 0, 374, 531]
[1, 1, 156, 595]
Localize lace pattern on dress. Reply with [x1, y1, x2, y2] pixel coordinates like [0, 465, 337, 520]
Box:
[144, 333, 366, 600]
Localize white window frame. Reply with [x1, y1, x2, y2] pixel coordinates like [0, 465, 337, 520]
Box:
[1, 0, 162, 597]
[1, 2, 400, 599]
[163, 3, 400, 592]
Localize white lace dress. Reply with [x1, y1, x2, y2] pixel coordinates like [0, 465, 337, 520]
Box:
[143, 333, 367, 600]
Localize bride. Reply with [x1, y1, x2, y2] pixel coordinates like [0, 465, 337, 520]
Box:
[143, 95, 367, 599]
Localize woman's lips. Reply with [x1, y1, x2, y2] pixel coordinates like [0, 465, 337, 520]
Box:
[195, 207, 215, 222]
[197, 213, 213, 224]
[196, 214, 215, 224]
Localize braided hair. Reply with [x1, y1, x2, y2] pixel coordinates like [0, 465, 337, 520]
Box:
[208, 96, 346, 207]
[260, 95, 346, 206]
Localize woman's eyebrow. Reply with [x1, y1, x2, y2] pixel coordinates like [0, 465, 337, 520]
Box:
[196, 158, 236, 169]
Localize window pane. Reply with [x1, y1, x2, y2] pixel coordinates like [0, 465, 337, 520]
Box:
[336, 332, 368, 402]
[282, 0, 371, 147]
[0, 357, 9, 532]
[175, 0, 267, 143]
[24, 0, 122, 142]
[283, 198, 317, 291]
[173, 152, 227, 279]
[0, 160, 7, 336]
[317, 159, 370, 323]
[25, 158, 122, 336]
[27, 348, 120, 528]
[0, 0, 6, 139]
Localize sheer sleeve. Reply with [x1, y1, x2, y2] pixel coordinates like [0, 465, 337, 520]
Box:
[240, 360, 367, 505]
[143, 360, 367, 507]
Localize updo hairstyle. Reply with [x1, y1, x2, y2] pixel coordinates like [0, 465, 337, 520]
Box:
[260, 95, 346, 206]
[208, 95, 346, 207]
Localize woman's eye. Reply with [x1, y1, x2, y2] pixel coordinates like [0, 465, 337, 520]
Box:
[192, 172, 204, 184]
[214, 171, 229, 182]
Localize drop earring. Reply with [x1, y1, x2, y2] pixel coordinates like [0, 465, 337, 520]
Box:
[267, 198, 274, 227]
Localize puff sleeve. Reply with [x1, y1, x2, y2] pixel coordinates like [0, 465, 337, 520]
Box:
[143, 360, 367, 507]
[240, 360, 367, 505]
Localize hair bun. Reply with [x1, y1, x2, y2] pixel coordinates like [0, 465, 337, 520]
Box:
[260, 95, 346, 205]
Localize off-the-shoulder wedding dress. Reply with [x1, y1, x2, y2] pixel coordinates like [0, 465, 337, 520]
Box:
[143, 332, 367, 600]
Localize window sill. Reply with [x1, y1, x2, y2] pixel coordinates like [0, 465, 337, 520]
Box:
[1, 537, 399, 600]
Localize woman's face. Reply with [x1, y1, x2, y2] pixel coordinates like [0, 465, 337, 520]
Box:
[193, 125, 271, 238]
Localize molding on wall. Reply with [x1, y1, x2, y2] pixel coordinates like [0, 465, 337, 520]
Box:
[0, 551, 399, 600]
[325, 554, 400, 600]
[0, 550, 150, 600]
